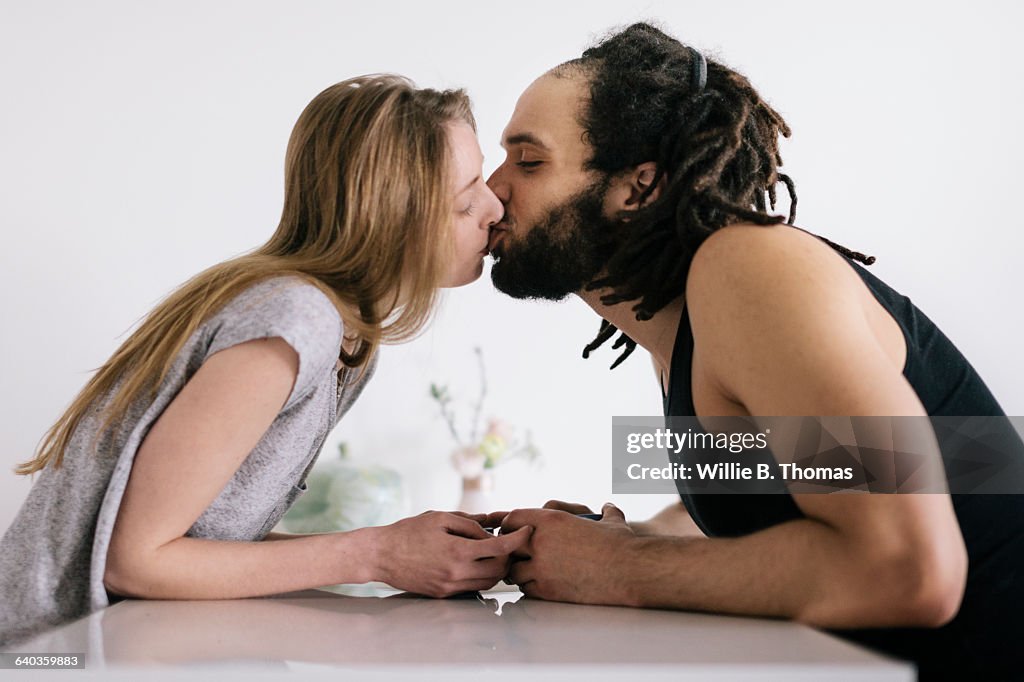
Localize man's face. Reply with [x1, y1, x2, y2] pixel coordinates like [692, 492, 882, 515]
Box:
[486, 73, 619, 301]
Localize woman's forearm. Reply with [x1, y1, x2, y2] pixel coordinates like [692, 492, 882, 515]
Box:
[260, 530, 318, 541]
[104, 527, 381, 600]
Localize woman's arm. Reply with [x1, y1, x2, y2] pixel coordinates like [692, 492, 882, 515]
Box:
[105, 337, 528, 600]
[260, 531, 308, 541]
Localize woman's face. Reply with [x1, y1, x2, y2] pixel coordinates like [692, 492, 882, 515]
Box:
[443, 121, 504, 288]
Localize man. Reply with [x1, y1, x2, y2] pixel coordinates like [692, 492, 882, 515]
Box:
[484, 22, 1023, 680]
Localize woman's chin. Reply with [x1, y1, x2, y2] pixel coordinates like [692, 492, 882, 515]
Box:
[442, 260, 485, 289]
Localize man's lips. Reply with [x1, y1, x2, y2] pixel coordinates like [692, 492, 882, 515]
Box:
[487, 225, 509, 255]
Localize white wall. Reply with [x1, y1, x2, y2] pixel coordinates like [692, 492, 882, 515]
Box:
[2, 0, 1022, 531]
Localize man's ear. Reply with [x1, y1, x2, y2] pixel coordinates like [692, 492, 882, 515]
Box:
[603, 162, 664, 216]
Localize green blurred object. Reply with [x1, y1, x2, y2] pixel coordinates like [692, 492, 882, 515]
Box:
[280, 443, 409, 533]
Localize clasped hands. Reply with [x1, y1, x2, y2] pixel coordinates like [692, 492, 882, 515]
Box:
[374, 500, 639, 605]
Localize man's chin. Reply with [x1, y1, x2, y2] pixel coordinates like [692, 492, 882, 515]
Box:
[489, 260, 576, 302]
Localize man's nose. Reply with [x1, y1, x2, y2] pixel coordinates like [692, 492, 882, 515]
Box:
[486, 164, 510, 204]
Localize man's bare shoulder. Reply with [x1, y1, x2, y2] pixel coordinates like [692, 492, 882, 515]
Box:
[686, 223, 866, 321]
[689, 222, 859, 288]
[684, 223, 885, 409]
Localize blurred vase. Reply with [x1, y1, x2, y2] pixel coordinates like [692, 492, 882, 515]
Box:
[280, 447, 409, 533]
[458, 470, 495, 515]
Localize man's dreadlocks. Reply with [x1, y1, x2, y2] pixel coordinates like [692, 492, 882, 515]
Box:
[558, 23, 874, 369]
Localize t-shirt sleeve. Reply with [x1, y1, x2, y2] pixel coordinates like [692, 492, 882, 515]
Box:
[201, 276, 344, 413]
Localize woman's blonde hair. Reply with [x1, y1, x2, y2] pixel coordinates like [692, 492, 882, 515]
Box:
[16, 74, 474, 475]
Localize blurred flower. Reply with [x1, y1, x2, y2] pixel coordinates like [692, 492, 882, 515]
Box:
[485, 418, 512, 442]
[451, 444, 486, 479]
[430, 348, 542, 479]
[479, 433, 506, 468]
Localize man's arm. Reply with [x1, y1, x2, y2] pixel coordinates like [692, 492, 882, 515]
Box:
[504, 224, 967, 628]
[630, 501, 703, 537]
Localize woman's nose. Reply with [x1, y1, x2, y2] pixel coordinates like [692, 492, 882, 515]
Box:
[481, 182, 505, 227]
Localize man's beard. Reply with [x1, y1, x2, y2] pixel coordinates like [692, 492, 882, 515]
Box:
[490, 177, 620, 301]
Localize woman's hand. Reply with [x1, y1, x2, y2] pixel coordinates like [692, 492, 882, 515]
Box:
[369, 511, 532, 598]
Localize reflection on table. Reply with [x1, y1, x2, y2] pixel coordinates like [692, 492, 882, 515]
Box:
[12, 582, 913, 680]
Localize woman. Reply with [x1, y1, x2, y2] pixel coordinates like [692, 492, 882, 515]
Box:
[0, 74, 529, 647]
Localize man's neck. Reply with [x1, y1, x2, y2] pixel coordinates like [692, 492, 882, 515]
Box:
[576, 287, 685, 382]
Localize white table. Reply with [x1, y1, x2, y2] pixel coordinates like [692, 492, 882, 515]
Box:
[6, 582, 914, 681]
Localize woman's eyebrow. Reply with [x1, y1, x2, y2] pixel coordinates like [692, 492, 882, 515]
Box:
[457, 175, 480, 195]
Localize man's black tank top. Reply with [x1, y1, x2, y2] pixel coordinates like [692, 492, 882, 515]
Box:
[662, 231, 1023, 680]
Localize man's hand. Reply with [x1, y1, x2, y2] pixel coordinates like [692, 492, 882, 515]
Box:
[539, 499, 703, 538]
[475, 501, 595, 530]
[541, 499, 595, 515]
[500, 503, 639, 605]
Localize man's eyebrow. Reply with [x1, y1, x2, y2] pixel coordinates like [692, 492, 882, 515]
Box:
[501, 133, 551, 151]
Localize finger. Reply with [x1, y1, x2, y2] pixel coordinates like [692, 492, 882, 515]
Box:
[452, 577, 505, 593]
[507, 559, 533, 586]
[519, 580, 544, 600]
[510, 546, 531, 561]
[441, 512, 493, 539]
[472, 525, 533, 559]
[499, 508, 538, 534]
[476, 510, 511, 529]
[449, 511, 511, 529]
[542, 499, 594, 514]
[464, 554, 506, 575]
[601, 502, 627, 524]
[449, 511, 487, 524]
[460, 556, 509, 582]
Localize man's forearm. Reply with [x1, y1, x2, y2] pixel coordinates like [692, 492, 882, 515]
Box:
[105, 527, 379, 600]
[630, 501, 703, 537]
[618, 518, 954, 629]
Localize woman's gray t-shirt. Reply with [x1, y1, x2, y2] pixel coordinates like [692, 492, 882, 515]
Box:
[0, 275, 377, 647]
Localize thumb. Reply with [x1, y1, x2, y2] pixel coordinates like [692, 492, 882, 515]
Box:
[542, 499, 593, 515]
[601, 502, 626, 523]
[493, 524, 533, 554]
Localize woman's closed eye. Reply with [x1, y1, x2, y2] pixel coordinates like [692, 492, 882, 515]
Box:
[460, 202, 476, 216]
